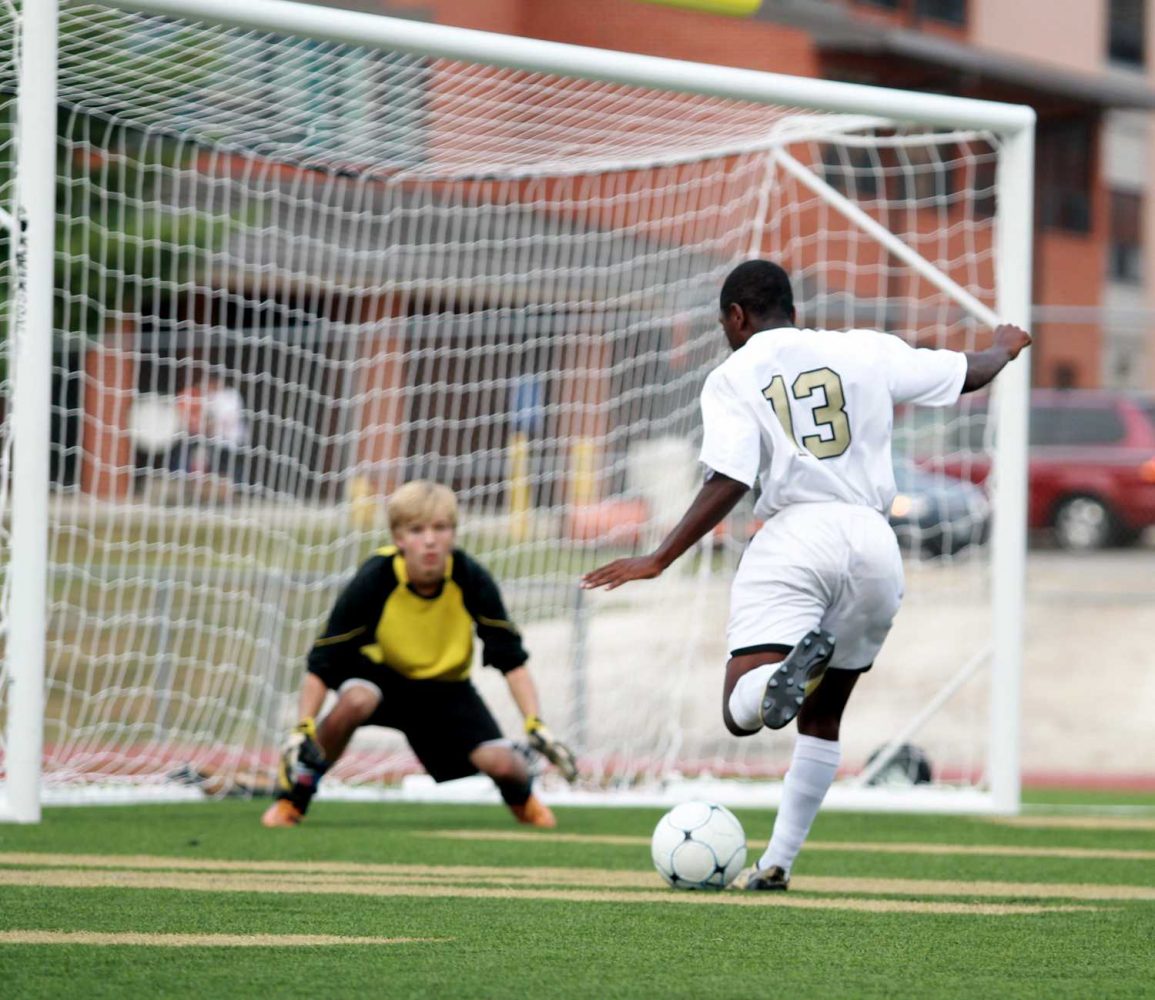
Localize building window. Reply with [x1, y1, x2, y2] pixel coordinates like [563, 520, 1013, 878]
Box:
[1109, 190, 1144, 283]
[971, 146, 997, 219]
[1037, 119, 1094, 233]
[894, 141, 955, 205]
[1109, 0, 1145, 67]
[915, 0, 967, 25]
[239, 37, 429, 167]
[1051, 364, 1079, 390]
[855, 0, 966, 23]
[821, 145, 880, 199]
[856, 0, 966, 22]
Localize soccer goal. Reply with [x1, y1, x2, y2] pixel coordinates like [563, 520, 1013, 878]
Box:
[0, 0, 1032, 821]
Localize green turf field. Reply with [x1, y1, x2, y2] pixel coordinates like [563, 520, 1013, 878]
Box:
[1, 793, 1153, 999]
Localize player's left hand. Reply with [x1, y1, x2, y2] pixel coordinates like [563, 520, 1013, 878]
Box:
[580, 554, 662, 591]
[993, 322, 1032, 359]
[525, 716, 579, 783]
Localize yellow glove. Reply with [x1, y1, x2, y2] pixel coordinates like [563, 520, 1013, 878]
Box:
[525, 715, 578, 784]
[283, 717, 327, 775]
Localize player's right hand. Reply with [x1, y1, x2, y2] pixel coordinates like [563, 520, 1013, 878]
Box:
[994, 323, 1032, 359]
[580, 554, 662, 591]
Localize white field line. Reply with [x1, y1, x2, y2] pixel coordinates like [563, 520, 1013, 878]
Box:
[987, 816, 1155, 832]
[0, 867, 1092, 916]
[0, 853, 1148, 901]
[0, 931, 448, 947]
[432, 830, 1155, 862]
[0, 861, 1144, 902]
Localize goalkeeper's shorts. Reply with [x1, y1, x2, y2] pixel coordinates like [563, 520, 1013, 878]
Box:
[728, 502, 903, 672]
[308, 661, 503, 782]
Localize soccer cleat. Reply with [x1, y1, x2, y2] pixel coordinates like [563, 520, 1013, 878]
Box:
[509, 794, 557, 829]
[760, 629, 836, 730]
[260, 798, 304, 828]
[744, 865, 790, 891]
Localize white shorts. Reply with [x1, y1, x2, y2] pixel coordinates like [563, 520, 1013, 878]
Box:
[727, 502, 904, 671]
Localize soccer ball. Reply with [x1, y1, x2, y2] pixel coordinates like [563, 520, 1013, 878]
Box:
[651, 801, 747, 890]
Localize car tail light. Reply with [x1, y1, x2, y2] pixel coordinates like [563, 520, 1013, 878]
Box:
[1140, 457, 1155, 483]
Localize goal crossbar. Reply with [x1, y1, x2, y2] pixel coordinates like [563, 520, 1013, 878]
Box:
[101, 0, 1035, 133]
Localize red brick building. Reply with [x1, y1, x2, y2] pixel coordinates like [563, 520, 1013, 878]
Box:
[364, 0, 1155, 391]
[73, 1, 1155, 499]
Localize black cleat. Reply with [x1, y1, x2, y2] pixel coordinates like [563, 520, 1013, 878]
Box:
[760, 629, 836, 730]
[744, 865, 790, 891]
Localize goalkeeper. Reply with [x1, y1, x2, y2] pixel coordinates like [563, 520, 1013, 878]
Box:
[261, 480, 577, 829]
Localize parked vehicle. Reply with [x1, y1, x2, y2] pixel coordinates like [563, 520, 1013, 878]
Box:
[918, 390, 1155, 550]
[889, 459, 990, 557]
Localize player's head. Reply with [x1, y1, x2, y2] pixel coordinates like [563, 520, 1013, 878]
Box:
[718, 260, 796, 350]
[387, 480, 457, 586]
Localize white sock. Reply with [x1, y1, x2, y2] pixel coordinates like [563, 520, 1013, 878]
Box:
[727, 663, 782, 732]
[760, 734, 841, 875]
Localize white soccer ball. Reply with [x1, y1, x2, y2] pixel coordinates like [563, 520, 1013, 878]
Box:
[651, 800, 747, 890]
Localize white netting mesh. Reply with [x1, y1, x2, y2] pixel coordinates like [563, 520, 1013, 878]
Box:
[1, 2, 1005, 802]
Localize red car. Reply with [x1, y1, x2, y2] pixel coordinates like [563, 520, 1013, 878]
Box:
[917, 390, 1155, 550]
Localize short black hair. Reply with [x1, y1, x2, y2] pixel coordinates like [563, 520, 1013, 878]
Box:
[719, 260, 794, 320]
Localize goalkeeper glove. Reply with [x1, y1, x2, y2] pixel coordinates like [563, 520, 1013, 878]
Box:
[276, 717, 329, 792]
[525, 715, 579, 784]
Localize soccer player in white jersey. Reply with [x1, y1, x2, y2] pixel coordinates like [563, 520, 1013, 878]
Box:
[581, 259, 1031, 890]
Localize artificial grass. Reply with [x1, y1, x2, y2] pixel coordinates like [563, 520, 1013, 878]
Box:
[0, 799, 1151, 1000]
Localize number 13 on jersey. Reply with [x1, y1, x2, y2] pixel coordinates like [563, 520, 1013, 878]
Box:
[762, 367, 852, 459]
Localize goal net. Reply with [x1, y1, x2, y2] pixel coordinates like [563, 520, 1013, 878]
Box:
[0, 0, 1031, 817]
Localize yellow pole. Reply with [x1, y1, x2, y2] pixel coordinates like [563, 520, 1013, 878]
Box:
[509, 431, 531, 542]
[570, 437, 596, 506]
[347, 474, 377, 532]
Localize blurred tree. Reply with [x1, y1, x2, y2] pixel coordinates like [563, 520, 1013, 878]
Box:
[0, 5, 235, 375]
[54, 118, 226, 339]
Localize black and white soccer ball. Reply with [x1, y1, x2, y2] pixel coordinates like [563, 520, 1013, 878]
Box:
[651, 801, 747, 891]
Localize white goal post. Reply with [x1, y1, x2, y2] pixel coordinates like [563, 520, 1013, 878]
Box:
[0, 0, 1032, 822]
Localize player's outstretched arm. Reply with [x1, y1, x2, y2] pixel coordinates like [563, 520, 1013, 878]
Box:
[962, 323, 1032, 393]
[504, 666, 579, 783]
[580, 472, 749, 591]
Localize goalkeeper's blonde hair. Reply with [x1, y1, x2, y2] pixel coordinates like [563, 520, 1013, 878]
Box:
[387, 480, 458, 536]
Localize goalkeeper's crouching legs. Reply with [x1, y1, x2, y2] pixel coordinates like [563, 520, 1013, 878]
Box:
[261, 719, 331, 828]
[471, 741, 556, 829]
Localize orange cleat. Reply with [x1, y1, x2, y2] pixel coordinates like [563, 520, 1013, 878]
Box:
[260, 799, 304, 828]
[509, 794, 556, 829]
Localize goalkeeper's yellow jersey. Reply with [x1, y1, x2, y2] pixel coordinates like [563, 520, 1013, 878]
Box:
[306, 547, 527, 682]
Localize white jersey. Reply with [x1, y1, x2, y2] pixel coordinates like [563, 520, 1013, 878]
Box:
[698, 327, 966, 519]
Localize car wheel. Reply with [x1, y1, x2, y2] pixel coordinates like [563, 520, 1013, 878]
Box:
[1053, 495, 1115, 550]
